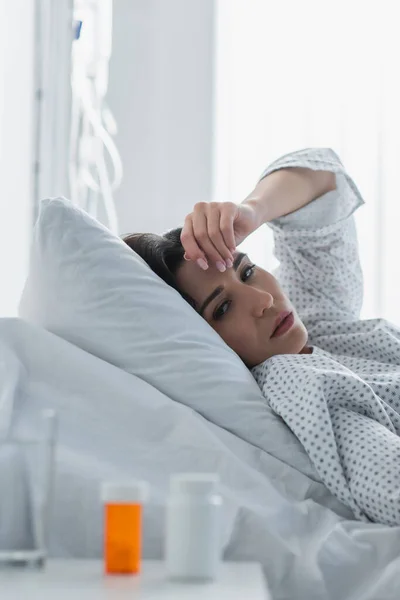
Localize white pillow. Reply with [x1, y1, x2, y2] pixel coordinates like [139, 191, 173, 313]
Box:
[19, 198, 313, 473]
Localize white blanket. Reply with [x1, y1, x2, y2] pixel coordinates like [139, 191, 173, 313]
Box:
[1, 318, 400, 599]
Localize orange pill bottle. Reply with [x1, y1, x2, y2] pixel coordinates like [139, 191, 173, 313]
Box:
[102, 481, 148, 575]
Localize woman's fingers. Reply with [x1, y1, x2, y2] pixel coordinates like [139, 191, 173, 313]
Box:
[206, 204, 234, 269]
[181, 202, 238, 271]
[180, 215, 208, 269]
[219, 202, 237, 255]
[192, 205, 227, 271]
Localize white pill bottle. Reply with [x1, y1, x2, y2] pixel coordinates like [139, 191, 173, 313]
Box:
[165, 473, 222, 581]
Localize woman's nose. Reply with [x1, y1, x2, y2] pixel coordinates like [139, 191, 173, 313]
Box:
[249, 287, 274, 318]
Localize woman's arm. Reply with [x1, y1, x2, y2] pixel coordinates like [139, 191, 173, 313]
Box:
[243, 168, 337, 227]
[181, 147, 365, 331]
[259, 148, 365, 331]
[181, 157, 336, 270]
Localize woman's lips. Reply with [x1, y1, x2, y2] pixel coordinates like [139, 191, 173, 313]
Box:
[270, 311, 295, 338]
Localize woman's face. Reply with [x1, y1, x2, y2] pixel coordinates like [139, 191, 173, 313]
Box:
[176, 252, 308, 368]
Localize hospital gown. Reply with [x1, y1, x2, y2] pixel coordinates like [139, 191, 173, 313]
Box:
[251, 148, 400, 525]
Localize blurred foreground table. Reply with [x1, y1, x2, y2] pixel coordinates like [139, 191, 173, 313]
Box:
[0, 559, 269, 599]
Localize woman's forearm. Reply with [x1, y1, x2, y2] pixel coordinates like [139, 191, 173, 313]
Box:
[242, 167, 337, 226]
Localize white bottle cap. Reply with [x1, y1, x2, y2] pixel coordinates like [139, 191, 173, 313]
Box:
[170, 473, 220, 496]
[101, 480, 149, 503]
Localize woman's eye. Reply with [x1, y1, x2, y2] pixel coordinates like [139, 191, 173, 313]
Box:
[213, 300, 231, 321]
[241, 264, 256, 282]
[212, 264, 255, 321]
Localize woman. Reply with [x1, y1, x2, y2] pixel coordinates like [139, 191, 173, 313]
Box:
[124, 148, 400, 526]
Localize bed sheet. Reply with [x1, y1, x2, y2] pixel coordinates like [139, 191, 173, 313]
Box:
[0, 318, 399, 599]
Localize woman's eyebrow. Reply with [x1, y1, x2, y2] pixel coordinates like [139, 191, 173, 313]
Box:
[199, 253, 248, 316]
[199, 286, 223, 316]
[233, 252, 246, 271]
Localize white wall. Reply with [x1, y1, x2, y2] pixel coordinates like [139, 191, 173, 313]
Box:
[213, 0, 400, 322]
[0, 0, 35, 316]
[107, 0, 215, 235]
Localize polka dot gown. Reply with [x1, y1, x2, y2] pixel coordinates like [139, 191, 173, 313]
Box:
[252, 148, 400, 526]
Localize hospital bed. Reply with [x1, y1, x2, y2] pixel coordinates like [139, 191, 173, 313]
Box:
[0, 317, 399, 600]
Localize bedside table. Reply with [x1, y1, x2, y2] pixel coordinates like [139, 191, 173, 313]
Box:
[0, 559, 269, 599]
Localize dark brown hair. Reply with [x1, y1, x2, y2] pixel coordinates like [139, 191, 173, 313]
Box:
[122, 227, 196, 308]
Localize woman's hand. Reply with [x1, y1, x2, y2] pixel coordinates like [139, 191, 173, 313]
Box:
[180, 201, 261, 271]
[181, 163, 337, 272]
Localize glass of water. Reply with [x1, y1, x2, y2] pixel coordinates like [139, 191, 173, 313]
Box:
[0, 410, 57, 568]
